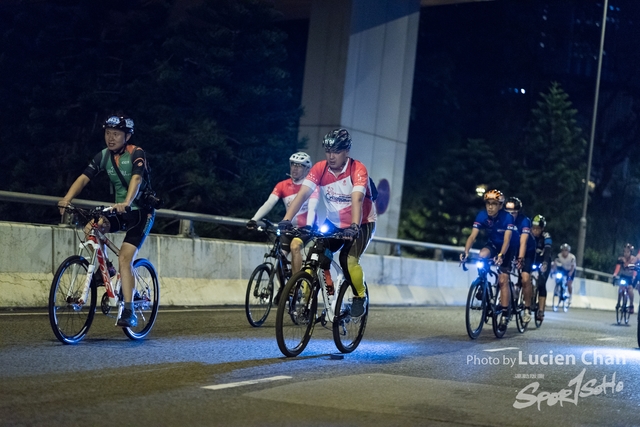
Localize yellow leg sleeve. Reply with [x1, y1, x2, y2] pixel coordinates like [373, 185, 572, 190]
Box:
[347, 255, 366, 297]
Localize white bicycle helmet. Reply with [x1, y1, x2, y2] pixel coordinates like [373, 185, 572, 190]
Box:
[289, 152, 312, 168]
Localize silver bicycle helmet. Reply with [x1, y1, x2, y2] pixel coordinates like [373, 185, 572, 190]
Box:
[289, 152, 312, 168]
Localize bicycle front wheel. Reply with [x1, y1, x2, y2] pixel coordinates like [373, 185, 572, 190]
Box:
[616, 292, 623, 325]
[515, 285, 527, 333]
[623, 292, 630, 325]
[333, 283, 369, 353]
[245, 263, 274, 327]
[48, 255, 97, 344]
[533, 285, 543, 328]
[465, 279, 486, 339]
[275, 270, 318, 357]
[552, 283, 561, 312]
[123, 258, 160, 340]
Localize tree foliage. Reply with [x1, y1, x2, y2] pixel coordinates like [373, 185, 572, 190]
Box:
[0, 0, 302, 238]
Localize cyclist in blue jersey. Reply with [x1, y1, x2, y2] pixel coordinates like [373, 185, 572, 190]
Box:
[530, 215, 552, 322]
[504, 197, 535, 324]
[460, 189, 516, 332]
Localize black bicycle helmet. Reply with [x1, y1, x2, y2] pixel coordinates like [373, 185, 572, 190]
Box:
[322, 128, 352, 151]
[505, 196, 522, 211]
[532, 214, 546, 228]
[103, 115, 134, 134]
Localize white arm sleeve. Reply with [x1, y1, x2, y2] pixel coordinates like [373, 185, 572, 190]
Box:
[251, 194, 279, 221]
[306, 197, 318, 226]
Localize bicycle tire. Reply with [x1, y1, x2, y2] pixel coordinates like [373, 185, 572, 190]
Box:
[616, 292, 623, 325]
[492, 283, 508, 339]
[465, 279, 486, 339]
[275, 270, 317, 357]
[515, 284, 527, 333]
[245, 263, 274, 327]
[552, 283, 561, 312]
[637, 308, 640, 348]
[623, 293, 630, 325]
[123, 258, 160, 340]
[533, 285, 543, 328]
[48, 255, 97, 344]
[333, 282, 369, 353]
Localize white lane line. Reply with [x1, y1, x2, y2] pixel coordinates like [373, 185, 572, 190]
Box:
[484, 347, 519, 352]
[202, 376, 292, 391]
[596, 337, 618, 341]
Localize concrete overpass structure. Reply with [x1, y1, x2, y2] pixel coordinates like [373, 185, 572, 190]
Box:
[270, 0, 494, 245]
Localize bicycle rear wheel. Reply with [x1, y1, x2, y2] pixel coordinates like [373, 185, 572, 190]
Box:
[514, 285, 527, 333]
[492, 283, 508, 339]
[123, 258, 160, 340]
[48, 255, 97, 344]
[333, 282, 369, 353]
[465, 279, 486, 339]
[275, 271, 317, 357]
[245, 263, 274, 327]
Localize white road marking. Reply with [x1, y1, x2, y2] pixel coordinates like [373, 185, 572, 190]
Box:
[595, 337, 618, 341]
[202, 376, 292, 391]
[483, 347, 519, 352]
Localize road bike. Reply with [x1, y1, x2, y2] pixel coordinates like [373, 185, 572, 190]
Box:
[463, 258, 501, 339]
[48, 205, 160, 344]
[614, 275, 633, 326]
[275, 228, 368, 356]
[552, 269, 570, 312]
[245, 219, 292, 327]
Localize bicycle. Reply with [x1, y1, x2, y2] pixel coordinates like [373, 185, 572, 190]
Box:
[245, 219, 293, 327]
[509, 262, 527, 334]
[48, 204, 160, 344]
[463, 258, 502, 339]
[275, 227, 368, 357]
[552, 269, 570, 312]
[614, 275, 633, 326]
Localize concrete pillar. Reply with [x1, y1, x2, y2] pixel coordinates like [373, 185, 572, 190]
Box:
[299, 0, 420, 246]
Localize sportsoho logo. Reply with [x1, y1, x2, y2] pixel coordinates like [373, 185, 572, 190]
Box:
[466, 348, 628, 411]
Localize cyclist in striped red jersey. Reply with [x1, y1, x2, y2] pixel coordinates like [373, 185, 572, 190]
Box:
[279, 128, 376, 317]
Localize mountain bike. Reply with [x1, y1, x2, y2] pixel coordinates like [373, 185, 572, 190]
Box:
[552, 269, 570, 312]
[614, 276, 633, 325]
[463, 258, 501, 339]
[245, 219, 292, 327]
[275, 228, 368, 357]
[49, 204, 160, 344]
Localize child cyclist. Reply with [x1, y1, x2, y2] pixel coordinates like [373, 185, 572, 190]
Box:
[460, 189, 517, 332]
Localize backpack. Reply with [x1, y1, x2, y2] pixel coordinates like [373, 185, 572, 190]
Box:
[322, 159, 378, 202]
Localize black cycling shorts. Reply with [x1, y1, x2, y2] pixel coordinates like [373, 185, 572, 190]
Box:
[483, 241, 516, 274]
[107, 208, 155, 249]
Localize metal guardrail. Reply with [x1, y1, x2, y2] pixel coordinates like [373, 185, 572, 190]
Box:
[0, 190, 612, 280]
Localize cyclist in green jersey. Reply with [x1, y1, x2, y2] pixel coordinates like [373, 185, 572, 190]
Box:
[58, 114, 155, 328]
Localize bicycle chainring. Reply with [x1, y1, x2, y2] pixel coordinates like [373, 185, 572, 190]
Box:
[100, 292, 112, 315]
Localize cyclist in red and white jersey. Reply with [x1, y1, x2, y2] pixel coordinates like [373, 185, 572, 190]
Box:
[247, 152, 317, 274]
[279, 128, 376, 317]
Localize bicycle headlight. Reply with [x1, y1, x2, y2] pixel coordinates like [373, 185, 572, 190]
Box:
[620, 279, 627, 285]
[319, 224, 329, 234]
[476, 261, 485, 269]
[555, 272, 563, 279]
[532, 264, 538, 270]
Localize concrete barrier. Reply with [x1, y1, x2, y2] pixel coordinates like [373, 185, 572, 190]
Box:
[0, 222, 621, 311]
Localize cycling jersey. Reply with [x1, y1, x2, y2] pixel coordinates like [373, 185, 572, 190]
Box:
[271, 179, 315, 228]
[614, 255, 637, 278]
[534, 231, 553, 265]
[472, 209, 516, 248]
[555, 252, 576, 272]
[512, 214, 536, 254]
[83, 146, 149, 210]
[303, 158, 376, 229]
